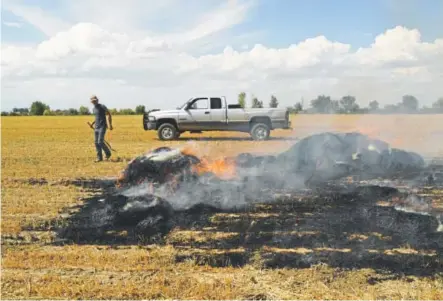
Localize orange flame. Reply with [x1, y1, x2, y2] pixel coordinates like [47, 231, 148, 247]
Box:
[116, 146, 238, 188]
[192, 156, 237, 180]
[180, 146, 237, 179]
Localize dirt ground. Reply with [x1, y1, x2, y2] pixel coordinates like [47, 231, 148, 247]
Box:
[1, 114, 443, 299]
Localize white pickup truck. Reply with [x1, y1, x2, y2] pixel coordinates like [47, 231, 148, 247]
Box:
[143, 96, 291, 140]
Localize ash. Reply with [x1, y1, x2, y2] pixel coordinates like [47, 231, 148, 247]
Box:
[56, 132, 443, 269]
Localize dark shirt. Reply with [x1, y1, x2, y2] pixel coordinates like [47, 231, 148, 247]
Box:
[93, 104, 108, 129]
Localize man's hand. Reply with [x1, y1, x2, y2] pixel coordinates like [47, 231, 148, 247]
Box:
[109, 124, 113, 130]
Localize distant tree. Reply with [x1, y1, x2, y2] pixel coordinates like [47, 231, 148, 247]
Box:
[360, 108, 370, 114]
[109, 108, 118, 115]
[135, 105, 146, 114]
[1, 111, 9, 116]
[30, 101, 50, 116]
[384, 104, 399, 113]
[119, 108, 135, 115]
[340, 95, 359, 113]
[432, 97, 443, 110]
[401, 95, 419, 112]
[12, 108, 29, 115]
[79, 106, 90, 115]
[294, 102, 303, 112]
[238, 92, 246, 108]
[43, 109, 52, 116]
[420, 106, 434, 114]
[251, 96, 263, 108]
[287, 102, 303, 114]
[331, 100, 340, 113]
[54, 109, 64, 116]
[311, 95, 333, 113]
[369, 100, 379, 111]
[269, 95, 279, 108]
[68, 108, 79, 115]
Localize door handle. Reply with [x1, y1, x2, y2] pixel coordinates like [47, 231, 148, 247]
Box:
[205, 111, 210, 114]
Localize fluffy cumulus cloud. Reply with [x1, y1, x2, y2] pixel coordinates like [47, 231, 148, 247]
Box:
[1, 0, 443, 111]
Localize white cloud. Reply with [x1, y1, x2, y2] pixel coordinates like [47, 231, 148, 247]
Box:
[3, 21, 22, 28]
[35, 23, 130, 60]
[165, 0, 255, 44]
[353, 26, 442, 69]
[2, 1, 71, 36]
[64, 0, 179, 37]
[1, 0, 442, 112]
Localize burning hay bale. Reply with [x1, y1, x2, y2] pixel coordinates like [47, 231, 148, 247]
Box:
[57, 132, 443, 247]
[112, 132, 435, 216]
[116, 132, 428, 190]
[117, 146, 201, 188]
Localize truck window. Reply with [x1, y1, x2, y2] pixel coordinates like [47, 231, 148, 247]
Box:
[210, 98, 223, 109]
[189, 98, 208, 110]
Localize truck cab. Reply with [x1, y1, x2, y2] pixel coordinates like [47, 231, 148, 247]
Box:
[179, 97, 228, 131]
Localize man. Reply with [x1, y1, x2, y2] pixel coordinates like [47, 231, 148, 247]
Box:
[90, 95, 113, 162]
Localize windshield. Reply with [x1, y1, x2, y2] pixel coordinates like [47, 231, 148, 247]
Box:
[177, 98, 193, 110]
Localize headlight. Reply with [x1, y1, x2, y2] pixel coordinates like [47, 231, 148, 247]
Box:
[148, 116, 156, 121]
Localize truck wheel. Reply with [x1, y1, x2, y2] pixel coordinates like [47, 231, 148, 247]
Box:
[158, 123, 178, 141]
[250, 123, 270, 141]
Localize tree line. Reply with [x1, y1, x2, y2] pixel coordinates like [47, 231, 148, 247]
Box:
[236, 93, 443, 114]
[2, 94, 443, 116]
[1, 101, 147, 116]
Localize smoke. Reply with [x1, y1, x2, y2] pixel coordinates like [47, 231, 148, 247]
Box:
[115, 132, 433, 214]
[114, 142, 297, 211]
[120, 176, 248, 211]
[287, 114, 443, 161]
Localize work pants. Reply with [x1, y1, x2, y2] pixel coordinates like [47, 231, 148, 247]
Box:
[94, 127, 111, 160]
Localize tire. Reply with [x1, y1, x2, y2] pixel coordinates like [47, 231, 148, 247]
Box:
[157, 123, 178, 141]
[250, 123, 270, 141]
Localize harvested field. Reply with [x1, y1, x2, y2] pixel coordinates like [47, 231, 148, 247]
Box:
[2, 114, 443, 299]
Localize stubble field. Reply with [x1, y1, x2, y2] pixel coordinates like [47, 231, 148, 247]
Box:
[1, 114, 443, 299]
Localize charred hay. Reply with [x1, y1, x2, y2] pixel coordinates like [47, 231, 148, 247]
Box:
[54, 132, 443, 254]
[58, 194, 175, 243]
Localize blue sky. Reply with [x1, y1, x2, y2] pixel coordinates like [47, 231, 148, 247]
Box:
[249, 0, 443, 48]
[3, 0, 442, 48]
[1, 0, 442, 111]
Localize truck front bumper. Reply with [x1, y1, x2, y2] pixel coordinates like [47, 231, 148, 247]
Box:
[143, 114, 156, 130]
[145, 121, 156, 130]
